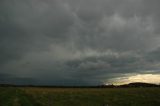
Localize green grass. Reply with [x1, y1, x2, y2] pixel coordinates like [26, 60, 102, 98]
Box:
[0, 87, 160, 106]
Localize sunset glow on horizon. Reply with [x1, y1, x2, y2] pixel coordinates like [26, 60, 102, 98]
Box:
[109, 74, 160, 85]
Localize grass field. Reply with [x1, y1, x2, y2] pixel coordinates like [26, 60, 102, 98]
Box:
[0, 87, 160, 106]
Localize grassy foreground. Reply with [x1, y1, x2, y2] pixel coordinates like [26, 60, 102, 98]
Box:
[0, 87, 160, 106]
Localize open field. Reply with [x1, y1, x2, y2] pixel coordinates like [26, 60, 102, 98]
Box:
[0, 87, 160, 106]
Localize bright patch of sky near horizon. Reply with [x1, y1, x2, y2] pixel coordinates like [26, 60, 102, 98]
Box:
[108, 74, 160, 85]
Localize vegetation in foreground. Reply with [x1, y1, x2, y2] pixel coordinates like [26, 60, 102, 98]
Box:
[0, 87, 160, 106]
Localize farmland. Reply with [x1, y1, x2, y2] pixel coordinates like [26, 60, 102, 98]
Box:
[0, 87, 160, 106]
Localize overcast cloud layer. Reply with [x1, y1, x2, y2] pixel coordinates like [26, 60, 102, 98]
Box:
[1, 0, 160, 85]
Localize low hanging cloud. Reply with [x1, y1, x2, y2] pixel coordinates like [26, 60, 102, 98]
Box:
[0, 0, 160, 85]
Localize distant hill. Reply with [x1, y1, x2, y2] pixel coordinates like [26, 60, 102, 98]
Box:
[0, 82, 159, 88]
[117, 82, 160, 88]
[99, 82, 160, 88]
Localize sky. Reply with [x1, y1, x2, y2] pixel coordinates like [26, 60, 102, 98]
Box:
[0, 0, 160, 85]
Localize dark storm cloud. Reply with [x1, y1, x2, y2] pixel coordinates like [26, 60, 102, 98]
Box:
[1, 0, 160, 85]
